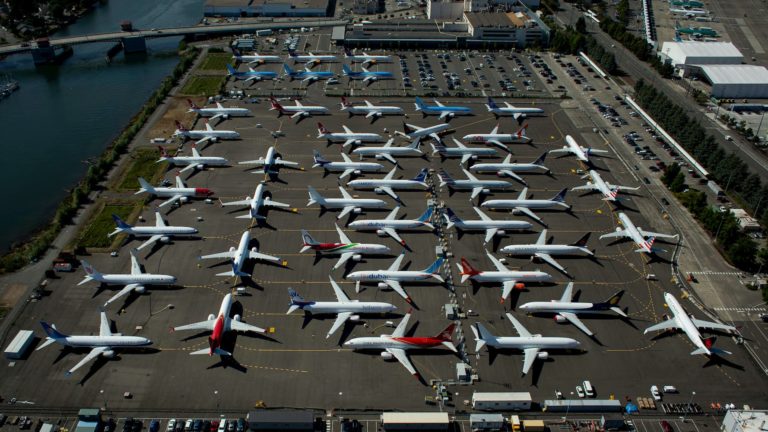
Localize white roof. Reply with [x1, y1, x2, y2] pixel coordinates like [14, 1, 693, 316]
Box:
[661, 41, 743, 63]
[700, 65, 768, 85]
[472, 392, 533, 401]
[381, 413, 449, 424]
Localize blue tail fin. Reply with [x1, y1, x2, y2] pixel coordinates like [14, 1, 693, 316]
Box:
[288, 288, 305, 303]
[424, 257, 444, 274]
[283, 64, 294, 75]
[438, 169, 455, 185]
[444, 207, 461, 223]
[552, 188, 568, 202]
[415, 97, 425, 110]
[487, 97, 499, 109]
[112, 214, 131, 229]
[342, 64, 352, 75]
[532, 152, 547, 166]
[226, 64, 237, 75]
[40, 322, 67, 339]
[312, 150, 329, 166]
[413, 168, 429, 183]
[417, 206, 434, 222]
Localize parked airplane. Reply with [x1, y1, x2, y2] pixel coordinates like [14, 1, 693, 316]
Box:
[199, 230, 282, 277]
[187, 99, 250, 122]
[499, 230, 593, 276]
[346, 252, 444, 303]
[343, 49, 391, 67]
[462, 123, 531, 150]
[414, 97, 471, 120]
[231, 48, 281, 64]
[431, 139, 497, 165]
[300, 224, 391, 270]
[471, 313, 581, 375]
[468, 153, 549, 185]
[307, 185, 388, 220]
[288, 50, 337, 67]
[344, 311, 455, 378]
[287, 276, 397, 338]
[225, 64, 278, 82]
[238, 146, 300, 175]
[269, 96, 329, 119]
[317, 122, 384, 148]
[283, 64, 334, 84]
[340, 97, 404, 118]
[599, 212, 679, 254]
[135, 176, 214, 208]
[519, 282, 627, 336]
[485, 97, 545, 120]
[481, 187, 571, 225]
[79, 249, 177, 308]
[644, 292, 736, 355]
[312, 150, 385, 179]
[220, 182, 291, 221]
[572, 170, 640, 202]
[158, 145, 229, 173]
[549, 135, 609, 163]
[173, 120, 240, 146]
[350, 138, 423, 165]
[395, 122, 451, 143]
[458, 250, 553, 302]
[347, 206, 434, 246]
[443, 207, 533, 243]
[347, 167, 429, 202]
[37, 311, 152, 376]
[438, 168, 514, 200]
[173, 293, 265, 356]
[109, 211, 198, 251]
[342, 64, 394, 84]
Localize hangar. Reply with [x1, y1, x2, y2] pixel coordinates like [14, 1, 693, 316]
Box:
[698, 65, 768, 99]
[658, 41, 743, 75]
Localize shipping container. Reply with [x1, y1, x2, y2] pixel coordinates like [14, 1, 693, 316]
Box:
[4, 330, 34, 359]
[470, 414, 504, 431]
[472, 392, 532, 411]
[381, 413, 449, 431]
[543, 400, 623, 413]
[522, 420, 545, 432]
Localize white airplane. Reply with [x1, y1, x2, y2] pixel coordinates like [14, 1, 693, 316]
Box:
[344, 48, 391, 67]
[485, 97, 545, 120]
[414, 97, 472, 120]
[395, 122, 451, 143]
[288, 50, 338, 67]
[135, 176, 214, 208]
[158, 145, 229, 173]
[462, 123, 531, 151]
[79, 250, 177, 308]
[109, 211, 198, 251]
[199, 230, 282, 277]
[471, 313, 581, 375]
[431, 139, 498, 165]
[346, 252, 444, 303]
[347, 167, 429, 202]
[549, 135, 610, 164]
[468, 153, 549, 185]
[173, 120, 240, 146]
[343, 311, 456, 378]
[645, 292, 736, 355]
[317, 122, 384, 148]
[173, 293, 265, 356]
[571, 170, 640, 202]
[225, 64, 278, 82]
[231, 48, 281, 64]
[458, 250, 553, 302]
[599, 212, 679, 254]
[307, 185, 388, 220]
[220, 182, 291, 221]
[186, 99, 250, 122]
[481, 187, 571, 226]
[269, 96, 329, 119]
[312, 150, 384, 179]
[37, 311, 152, 376]
[342, 64, 394, 84]
[518, 282, 627, 336]
[443, 207, 533, 244]
[287, 276, 398, 338]
[351, 138, 422, 165]
[437, 168, 515, 200]
[499, 230, 594, 276]
[347, 206, 434, 247]
[300, 224, 391, 270]
[340, 96, 404, 119]
[238, 146, 300, 175]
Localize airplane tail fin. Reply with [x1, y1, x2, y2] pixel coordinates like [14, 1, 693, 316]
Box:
[269, 97, 285, 112]
[436, 323, 458, 352]
[158, 145, 170, 159]
[402, 122, 415, 134]
[443, 207, 461, 230]
[300, 229, 319, 253]
[472, 323, 495, 351]
[283, 63, 294, 75]
[413, 168, 429, 183]
[112, 214, 132, 230]
[225, 64, 237, 76]
[517, 123, 528, 138]
[317, 122, 330, 136]
[486, 97, 499, 110]
[287, 287, 307, 314]
[187, 98, 201, 110]
[459, 258, 481, 282]
[532, 152, 547, 166]
[136, 177, 155, 194]
[312, 150, 330, 167]
[40, 321, 68, 340]
[407, 138, 421, 150]
[414, 96, 425, 111]
[601, 290, 628, 317]
[342, 64, 352, 76]
[340, 96, 351, 109]
[691, 337, 731, 355]
[174, 120, 188, 132]
[571, 232, 591, 248]
[423, 257, 444, 280]
[307, 186, 326, 206]
[438, 169, 454, 187]
[417, 206, 434, 223]
[551, 188, 568, 202]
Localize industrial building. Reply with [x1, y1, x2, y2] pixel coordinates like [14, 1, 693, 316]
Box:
[730, 209, 762, 232]
[380, 413, 450, 430]
[352, 0, 385, 15]
[246, 410, 315, 431]
[464, 11, 549, 46]
[721, 410, 768, 432]
[697, 65, 768, 99]
[204, 0, 331, 17]
[658, 41, 743, 74]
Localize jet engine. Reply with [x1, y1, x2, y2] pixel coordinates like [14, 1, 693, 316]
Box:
[233, 314, 242, 322]
[229, 246, 236, 252]
[352, 208, 363, 214]
[353, 169, 362, 175]
[375, 155, 385, 160]
[135, 285, 146, 294]
[374, 187, 384, 195]
[251, 246, 258, 253]
[376, 229, 387, 236]
[222, 114, 230, 120]
[160, 236, 170, 243]
[537, 351, 549, 360]
[349, 315, 361, 321]
[180, 196, 190, 203]
[353, 140, 362, 146]
[377, 282, 389, 289]
[352, 254, 362, 262]
[481, 188, 490, 194]
[196, 164, 205, 171]
[496, 230, 506, 236]
[497, 171, 505, 177]
[208, 314, 216, 321]
[102, 350, 116, 358]
[380, 351, 394, 360]
[554, 315, 567, 323]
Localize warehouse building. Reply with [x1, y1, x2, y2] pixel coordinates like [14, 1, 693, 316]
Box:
[721, 410, 768, 432]
[464, 11, 549, 46]
[658, 41, 743, 75]
[697, 65, 768, 98]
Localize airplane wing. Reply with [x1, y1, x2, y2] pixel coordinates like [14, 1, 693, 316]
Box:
[521, 348, 539, 375]
[388, 252, 406, 271]
[154, 212, 167, 227]
[248, 250, 281, 263]
[378, 153, 398, 165]
[600, 229, 627, 240]
[507, 313, 532, 337]
[130, 252, 142, 275]
[471, 187, 484, 200]
[439, 111, 450, 120]
[327, 312, 353, 338]
[691, 318, 736, 332]
[385, 280, 409, 301]
[179, 163, 198, 173]
[222, 198, 251, 207]
[104, 284, 141, 307]
[461, 154, 472, 165]
[343, 139, 357, 148]
[239, 158, 266, 167]
[514, 207, 543, 224]
[363, 76, 374, 84]
[392, 312, 411, 337]
[335, 224, 352, 244]
[263, 197, 291, 208]
[276, 159, 300, 168]
[333, 252, 355, 270]
[534, 252, 567, 275]
[486, 251, 508, 272]
[339, 169, 355, 179]
[99, 312, 112, 337]
[548, 148, 570, 155]
[644, 317, 681, 334]
[485, 140, 509, 151]
[342, 125, 353, 134]
[502, 280, 519, 301]
[484, 228, 498, 244]
[365, 111, 380, 119]
[384, 227, 404, 245]
[136, 235, 163, 251]
[379, 187, 400, 201]
[66, 347, 108, 376]
[338, 206, 355, 220]
[291, 111, 308, 119]
[173, 319, 216, 332]
[498, 170, 525, 184]
[386, 348, 418, 376]
[559, 312, 594, 336]
[571, 184, 597, 192]
[474, 207, 492, 221]
[613, 184, 641, 191]
[638, 229, 679, 241]
[158, 194, 183, 208]
[199, 251, 237, 260]
[559, 282, 574, 302]
[209, 113, 223, 122]
[587, 148, 610, 154]
[428, 133, 443, 144]
[195, 136, 213, 146]
[229, 320, 266, 334]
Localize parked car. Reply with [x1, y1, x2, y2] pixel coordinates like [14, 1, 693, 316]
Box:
[651, 385, 662, 401]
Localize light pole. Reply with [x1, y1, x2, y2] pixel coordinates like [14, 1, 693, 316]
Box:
[214, 390, 220, 414]
[682, 391, 696, 423]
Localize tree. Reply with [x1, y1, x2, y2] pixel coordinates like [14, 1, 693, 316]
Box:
[727, 237, 758, 271]
[669, 172, 686, 193]
[576, 17, 587, 34]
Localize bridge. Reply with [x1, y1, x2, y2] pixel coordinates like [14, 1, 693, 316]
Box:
[0, 19, 347, 60]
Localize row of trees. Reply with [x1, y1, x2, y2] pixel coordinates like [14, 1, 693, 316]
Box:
[598, 17, 675, 78]
[0, 47, 200, 274]
[616, 0, 630, 26]
[549, 19, 617, 74]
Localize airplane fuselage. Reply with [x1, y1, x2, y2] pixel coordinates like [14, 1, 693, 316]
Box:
[308, 243, 390, 255]
[500, 245, 593, 256]
[163, 156, 229, 167]
[448, 180, 514, 190]
[468, 271, 552, 284]
[405, 124, 450, 139]
[344, 335, 443, 350]
[344, 106, 403, 116]
[463, 133, 531, 144]
[97, 274, 177, 286]
[348, 220, 433, 230]
[323, 198, 388, 209]
[519, 301, 599, 314]
[318, 161, 383, 173]
[299, 301, 396, 315]
[664, 292, 710, 353]
[352, 147, 421, 157]
[346, 271, 433, 282]
[145, 187, 213, 199]
[347, 179, 427, 190]
[194, 107, 250, 117]
[481, 199, 570, 210]
[469, 163, 547, 173]
[176, 130, 240, 140]
[55, 335, 151, 348]
[485, 336, 580, 350]
[122, 226, 198, 237]
[438, 148, 497, 158]
[453, 220, 532, 231]
[321, 132, 383, 142]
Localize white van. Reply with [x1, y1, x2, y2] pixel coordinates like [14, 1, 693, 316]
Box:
[582, 380, 595, 398]
[663, 386, 678, 393]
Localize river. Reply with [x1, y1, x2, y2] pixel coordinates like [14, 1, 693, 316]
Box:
[0, 0, 204, 252]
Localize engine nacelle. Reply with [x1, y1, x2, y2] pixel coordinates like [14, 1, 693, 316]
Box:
[380, 351, 394, 360]
[497, 230, 506, 236]
[537, 351, 549, 360]
[481, 188, 490, 194]
[353, 139, 362, 146]
[135, 285, 147, 294]
[374, 187, 384, 195]
[102, 350, 116, 359]
[211, 137, 219, 143]
[447, 112, 455, 119]
[160, 236, 171, 243]
[376, 229, 387, 236]
[251, 246, 258, 253]
[470, 155, 478, 161]
[375, 155, 385, 160]
[196, 164, 205, 171]
[180, 196, 190, 204]
[377, 282, 388, 289]
[353, 169, 362, 175]
[352, 254, 362, 262]
[233, 314, 242, 322]
[616, 226, 623, 232]
[229, 246, 236, 252]
[349, 315, 361, 321]
[554, 314, 567, 323]
[207, 314, 216, 321]
[352, 207, 363, 214]
[497, 171, 505, 177]
[223, 114, 230, 120]
[514, 282, 525, 290]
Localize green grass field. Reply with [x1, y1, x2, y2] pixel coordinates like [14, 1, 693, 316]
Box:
[199, 53, 232, 71]
[116, 147, 167, 192]
[77, 203, 137, 249]
[179, 76, 226, 97]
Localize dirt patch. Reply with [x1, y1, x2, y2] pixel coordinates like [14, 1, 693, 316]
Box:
[146, 96, 199, 140]
[0, 283, 28, 308]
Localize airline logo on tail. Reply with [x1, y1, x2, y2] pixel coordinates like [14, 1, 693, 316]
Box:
[187, 99, 201, 110]
[317, 122, 331, 135]
[340, 96, 352, 108]
[552, 188, 568, 202]
[301, 229, 318, 246]
[459, 258, 480, 280]
[643, 236, 656, 251]
[516, 123, 528, 137]
[413, 168, 429, 183]
[424, 257, 444, 275]
[418, 206, 434, 223]
[436, 323, 456, 341]
[444, 208, 461, 223]
[312, 150, 330, 167]
[174, 121, 189, 132]
[269, 97, 285, 112]
[486, 97, 500, 110]
[40, 322, 66, 339]
[112, 214, 131, 229]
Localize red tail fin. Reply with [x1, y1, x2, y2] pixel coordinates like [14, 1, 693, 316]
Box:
[187, 98, 200, 110]
[318, 122, 329, 134]
[703, 336, 715, 349]
[158, 146, 168, 157]
[517, 123, 528, 137]
[459, 258, 480, 276]
[341, 96, 350, 106]
[435, 323, 456, 341]
[175, 120, 187, 131]
[270, 98, 284, 112]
